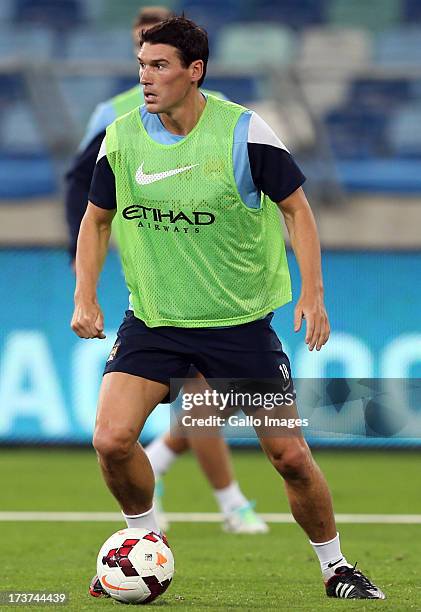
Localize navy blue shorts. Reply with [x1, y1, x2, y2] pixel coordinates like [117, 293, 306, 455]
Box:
[104, 310, 293, 403]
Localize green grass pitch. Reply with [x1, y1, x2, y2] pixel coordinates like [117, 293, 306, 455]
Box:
[1, 449, 420, 610]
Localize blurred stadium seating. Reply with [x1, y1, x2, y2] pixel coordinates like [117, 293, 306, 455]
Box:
[66, 28, 133, 60]
[404, 0, 421, 22]
[326, 0, 402, 32]
[13, 0, 85, 28]
[215, 23, 296, 68]
[374, 28, 421, 65]
[297, 27, 372, 71]
[0, 25, 54, 60]
[0, 0, 421, 198]
[388, 101, 421, 157]
[244, 0, 326, 29]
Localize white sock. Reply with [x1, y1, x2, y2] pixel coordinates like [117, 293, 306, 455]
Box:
[122, 505, 160, 533]
[145, 437, 177, 479]
[213, 481, 248, 515]
[310, 532, 352, 579]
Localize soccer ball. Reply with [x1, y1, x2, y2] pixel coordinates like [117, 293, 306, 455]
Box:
[96, 528, 174, 604]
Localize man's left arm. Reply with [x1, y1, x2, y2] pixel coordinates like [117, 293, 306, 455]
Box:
[243, 110, 330, 350]
[278, 187, 330, 351]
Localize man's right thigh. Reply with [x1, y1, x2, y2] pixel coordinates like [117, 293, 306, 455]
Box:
[103, 311, 192, 403]
[94, 372, 169, 448]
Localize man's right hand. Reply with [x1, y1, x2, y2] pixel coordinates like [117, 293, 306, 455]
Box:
[71, 300, 106, 339]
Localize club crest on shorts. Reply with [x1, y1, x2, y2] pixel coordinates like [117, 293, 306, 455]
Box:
[107, 339, 121, 362]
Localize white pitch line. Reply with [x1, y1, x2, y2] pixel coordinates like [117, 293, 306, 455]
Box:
[0, 512, 420, 524]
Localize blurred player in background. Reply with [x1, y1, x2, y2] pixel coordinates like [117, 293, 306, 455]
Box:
[65, 5, 268, 536]
[72, 16, 385, 601]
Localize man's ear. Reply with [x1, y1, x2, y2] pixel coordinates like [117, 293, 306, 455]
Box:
[190, 59, 204, 84]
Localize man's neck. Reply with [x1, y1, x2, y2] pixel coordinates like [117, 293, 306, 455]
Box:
[158, 90, 206, 136]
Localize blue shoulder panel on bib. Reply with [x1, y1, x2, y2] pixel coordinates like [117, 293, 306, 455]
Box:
[140, 106, 183, 145]
[139, 104, 260, 208]
[233, 111, 260, 209]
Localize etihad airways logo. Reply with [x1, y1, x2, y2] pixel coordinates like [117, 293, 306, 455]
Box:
[135, 161, 198, 185]
[122, 204, 215, 234]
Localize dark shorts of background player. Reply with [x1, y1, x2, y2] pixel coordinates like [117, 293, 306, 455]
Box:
[104, 310, 294, 404]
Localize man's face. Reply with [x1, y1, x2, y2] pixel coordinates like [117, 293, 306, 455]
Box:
[138, 42, 195, 114]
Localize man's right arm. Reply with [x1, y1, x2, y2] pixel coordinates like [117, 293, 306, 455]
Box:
[71, 202, 115, 339]
[71, 137, 117, 340]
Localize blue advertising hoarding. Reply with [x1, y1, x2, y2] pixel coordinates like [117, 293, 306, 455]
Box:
[0, 248, 420, 446]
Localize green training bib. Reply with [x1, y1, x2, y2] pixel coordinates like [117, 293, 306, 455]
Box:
[106, 95, 291, 328]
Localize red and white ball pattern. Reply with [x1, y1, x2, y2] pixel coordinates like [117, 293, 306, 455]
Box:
[97, 527, 174, 604]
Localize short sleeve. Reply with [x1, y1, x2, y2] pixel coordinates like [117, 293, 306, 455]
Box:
[88, 138, 117, 210]
[247, 112, 306, 202]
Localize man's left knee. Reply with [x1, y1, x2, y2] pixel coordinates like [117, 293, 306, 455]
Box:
[267, 440, 314, 481]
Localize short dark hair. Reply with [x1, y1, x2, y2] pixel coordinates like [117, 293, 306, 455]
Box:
[133, 6, 174, 30]
[140, 16, 209, 87]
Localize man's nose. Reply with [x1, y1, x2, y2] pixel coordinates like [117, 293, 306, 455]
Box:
[140, 66, 152, 84]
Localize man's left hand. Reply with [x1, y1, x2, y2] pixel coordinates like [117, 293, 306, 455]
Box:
[294, 293, 330, 351]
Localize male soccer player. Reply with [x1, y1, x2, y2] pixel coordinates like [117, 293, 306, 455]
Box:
[72, 17, 385, 600]
[65, 7, 268, 535]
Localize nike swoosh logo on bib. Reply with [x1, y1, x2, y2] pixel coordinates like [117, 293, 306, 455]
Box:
[135, 161, 198, 185]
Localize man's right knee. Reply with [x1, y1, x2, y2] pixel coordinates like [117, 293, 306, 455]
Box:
[93, 427, 135, 462]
